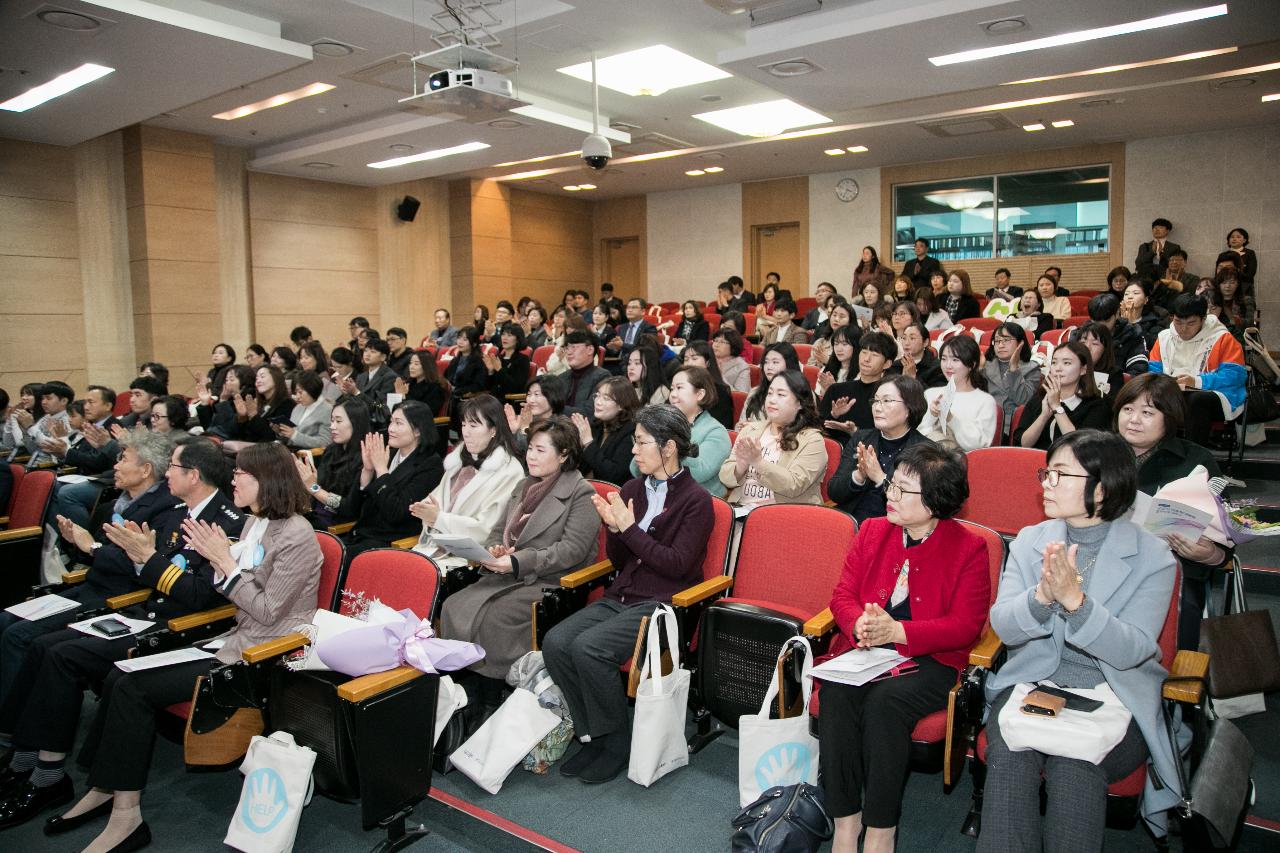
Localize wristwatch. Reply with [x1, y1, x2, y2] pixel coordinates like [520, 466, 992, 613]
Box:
[1053, 405, 1066, 415]
[309, 483, 321, 494]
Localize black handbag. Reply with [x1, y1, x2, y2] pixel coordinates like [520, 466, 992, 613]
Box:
[1244, 384, 1279, 423]
[731, 784, 833, 853]
[1199, 558, 1280, 699]
[1161, 700, 1254, 849]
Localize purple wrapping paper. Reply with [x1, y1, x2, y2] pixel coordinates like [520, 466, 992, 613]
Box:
[315, 608, 485, 677]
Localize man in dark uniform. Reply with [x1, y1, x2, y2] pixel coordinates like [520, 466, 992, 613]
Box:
[0, 438, 243, 826]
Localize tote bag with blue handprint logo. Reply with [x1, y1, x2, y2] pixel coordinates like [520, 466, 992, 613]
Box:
[225, 731, 316, 853]
[737, 637, 820, 807]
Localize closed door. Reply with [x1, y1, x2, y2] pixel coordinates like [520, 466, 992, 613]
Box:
[602, 236, 642, 300]
[751, 222, 801, 295]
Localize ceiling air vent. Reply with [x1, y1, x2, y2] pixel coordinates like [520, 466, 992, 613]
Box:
[917, 114, 1017, 138]
[615, 131, 696, 157]
[703, 0, 823, 26]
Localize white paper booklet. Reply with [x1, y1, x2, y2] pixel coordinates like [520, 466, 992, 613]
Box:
[811, 647, 909, 687]
[116, 646, 215, 673]
[1130, 491, 1212, 540]
[6, 593, 80, 621]
[431, 534, 496, 564]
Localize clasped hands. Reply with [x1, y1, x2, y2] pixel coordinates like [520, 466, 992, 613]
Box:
[854, 602, 905, 648]
[849, 442, 885, 486]
[1034, 541, 1084, 612]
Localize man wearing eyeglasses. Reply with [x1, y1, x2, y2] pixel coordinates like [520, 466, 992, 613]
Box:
[560, 330, 610, 417]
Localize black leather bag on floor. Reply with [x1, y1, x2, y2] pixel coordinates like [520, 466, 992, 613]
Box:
[1199, 559, 1280, 699]
[731, 783, 833, 853]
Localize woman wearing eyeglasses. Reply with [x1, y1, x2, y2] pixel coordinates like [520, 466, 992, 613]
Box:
[828, 376, 934, 524]
[821, 443, 990, 853]
[978, 429, 1179, 853]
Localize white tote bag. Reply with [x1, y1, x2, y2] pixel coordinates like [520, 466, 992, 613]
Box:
[628, 604, 691, 787]
[997, 682, 1132, 765]
[737, 637, 820, 807]
[225, 731, 317, 853]
[434, 675, 468, 746]
[449, 687, 560, 794]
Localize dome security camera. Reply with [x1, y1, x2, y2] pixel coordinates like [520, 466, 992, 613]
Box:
[582, 133, 611, 170]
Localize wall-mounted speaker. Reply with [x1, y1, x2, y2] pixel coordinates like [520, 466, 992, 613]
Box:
[396, 195, 421, 222]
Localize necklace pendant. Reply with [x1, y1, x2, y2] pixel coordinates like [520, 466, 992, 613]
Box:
[1075, 574, 1083, 585]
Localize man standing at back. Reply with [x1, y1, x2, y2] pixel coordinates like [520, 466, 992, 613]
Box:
[902, 239, 941, 292]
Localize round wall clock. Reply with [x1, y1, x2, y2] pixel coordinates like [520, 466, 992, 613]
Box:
[835, 177, 860, 203]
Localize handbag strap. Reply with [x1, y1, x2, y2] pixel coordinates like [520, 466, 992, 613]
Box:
[639, 604, 680, 697]
[1159, 687, 1196, 819]
[758, 637, 814, 717]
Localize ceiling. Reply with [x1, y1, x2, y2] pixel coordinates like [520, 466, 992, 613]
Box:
[2, 0, 1278, 198]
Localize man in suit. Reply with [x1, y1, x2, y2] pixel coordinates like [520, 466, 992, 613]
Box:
[606, 298, 657, 374]
[0, 439, 244, 824]
[352, 338, 398, 408]
[430, 308, 459, 348]
[1134, 217, 1181, 284]
[901, 238, 941, 292]
[727, 275, 755, 312]
[560, 330, 611, 417]
[761, 298, 808, 345]
[802, 282, 838, 330]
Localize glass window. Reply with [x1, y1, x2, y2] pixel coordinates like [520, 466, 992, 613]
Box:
[892, 165, 1110, 262]
[893, 178, 995, 264]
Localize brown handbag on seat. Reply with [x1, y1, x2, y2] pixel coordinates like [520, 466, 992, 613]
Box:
[182, 675, 264, 767]
[1199, 558, 1280, 699]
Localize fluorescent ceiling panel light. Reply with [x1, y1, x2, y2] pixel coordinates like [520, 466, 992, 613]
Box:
[496, 168, 560, 181]
[824, 148, 846, 155]
[0, 63, 113, 112]
[214, 82, 334, 120]
[1023, 123, 1046, 131]
[846, 145, 868, 153]
[558, 44, 730, 96]
[770, 127, 843, 140]
[929, 5, 1229, 67]
[1263, 93, 1280, 102]
[493, 151, 580, 167]
[367, 141, 489, 169]
[625, 150, 691, 163]
[1003, 47, 1237, 84]
[1051, 119, 1075, 128]
[693, 99, 830, 138]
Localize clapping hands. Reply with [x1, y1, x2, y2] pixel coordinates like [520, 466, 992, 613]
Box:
[592, 491, 636, 533]
[360, 432, 390, 477]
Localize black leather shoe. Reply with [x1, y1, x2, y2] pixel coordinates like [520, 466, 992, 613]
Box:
[579, 748, 628, 784]
[0, 777, 74, 830]
[44, 798, 112, 835]
[0, 766, 30, 799]
[104, 821, 151, 853]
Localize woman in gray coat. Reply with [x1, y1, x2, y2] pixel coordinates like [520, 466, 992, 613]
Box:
[981, 321, 1041, 442]
[979, 429, 1179, 852]
[440, 416, 599, 687]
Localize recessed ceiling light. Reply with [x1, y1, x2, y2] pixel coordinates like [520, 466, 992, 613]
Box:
[760, 58, 820, 78]
[846, 145, 868, 153]
[824, 148, 846, 156]
[487, 118, 527, 129]
[1023, 123, 1046, 132]
[311, 40, 354, 57]
[1213, 77, 1256, 89]
[558, 44, 731, 96]
[0, 63, 113, 112]
[1051, 119, 1074, 128]
[700, 94, 722, 103]
[388, 143, 414, 152]
[693, 99, 831, 138]
[685, 169, 706, 176]
[563, 185, 582, 191]
[37, 10, 101, 31]
[1079, 97, 1122, 108]
[1263, 93, 1280, 102]
[929, 5, 1229, 66]
[213, 82, 334, 120]
[698, 152, 727, 161]
[982, 18, 1027, 35]
[704, 166, 724, 173]
[303, 162, 335, 169]
[367, 141, 490, 169]
[1003, 47, 1238, 85]
[577, 184, 596, 190]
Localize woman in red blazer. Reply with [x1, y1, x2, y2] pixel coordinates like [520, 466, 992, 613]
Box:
[820, 443, 990, 853]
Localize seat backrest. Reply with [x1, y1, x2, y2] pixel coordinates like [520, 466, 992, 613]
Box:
[954, 519, 1006, 627]
[793, 343, 813, 364]
[9, 469, 53, 528]
[1068, 295, 1091, 314]
[820, 437, 842, 503]
[959, 447, 1048, 536]
[7, 464, 25, 515]
[748, 364, 762, 387]
[990, 404, 1003, 447]
[1040, 328, 1068, 346]
[313, 531, 346, 612]
[702, 496, 734, 581]
[112, 394, 132, 416]
[802, 365, 820, 390]
[1065, 315, 1090, 330]
[731, 391, 746, 424]
[796, 297, 818, 316]
[705, 314, 721, 335]
[734, 505, 856, 617]
[589, 479, 620, 562]
[960, 317, 1000, 333]
[531, 345, 555, 370]
[343, 548, 441, 619]
[1157, 565, 1182, 667]
[1009, 404, 1027, 439]
[743, 314, 757, 337]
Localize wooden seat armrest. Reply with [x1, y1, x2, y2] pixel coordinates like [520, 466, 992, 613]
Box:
[242, 632, 311, 664]
[671, 576, 733, 608]
[167, 604, 237, 632]
[0, 515, 9, 526]
[391, 535, 420, 550]
[1163, 650, 1210, 704]
[107, 590, 151, 609]
[433, 416, 450, 427]
[0, 526, 42, 542]
[337, 665, 423, 703]
[505, 393, 527, 403]
[803, 608, 836, 638]
[559, 559, 614, 589]
[823, 500, 837, 509]
[328, 521, 356, 536]
[61, 568, 89, 585]
[968, 627, 1004, 668]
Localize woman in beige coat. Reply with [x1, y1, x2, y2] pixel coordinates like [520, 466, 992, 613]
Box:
[439, 417, 600, 686]
[720, 370, 827, 508]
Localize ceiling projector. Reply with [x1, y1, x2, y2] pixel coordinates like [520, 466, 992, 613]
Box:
[427, 68, 514, 99]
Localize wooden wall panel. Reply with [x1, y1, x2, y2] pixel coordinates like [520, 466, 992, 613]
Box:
[0, 197, 79, 258]
[376, 179, 451, 343]
[0, 138, 77, 201]
[879, 143, 1126, 291]
[249, 173, 377, 230]
[250, 219, 378, 272]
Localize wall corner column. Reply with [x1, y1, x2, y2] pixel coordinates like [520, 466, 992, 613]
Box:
[215, 145, 255, 345]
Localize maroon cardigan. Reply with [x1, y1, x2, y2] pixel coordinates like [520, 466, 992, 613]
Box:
[829, 517, 990, 670]
[604, 468, 714, 605]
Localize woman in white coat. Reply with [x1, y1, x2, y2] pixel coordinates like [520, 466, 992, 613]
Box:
[411, 394, 526, 569]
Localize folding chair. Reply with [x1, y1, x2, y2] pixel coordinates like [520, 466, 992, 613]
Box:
[0, 468, 54, 607]
[958, 447, 1048, 539]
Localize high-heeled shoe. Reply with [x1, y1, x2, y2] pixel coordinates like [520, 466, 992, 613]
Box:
[104, 820, 151, 853]
[43, 798, 112, 835]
